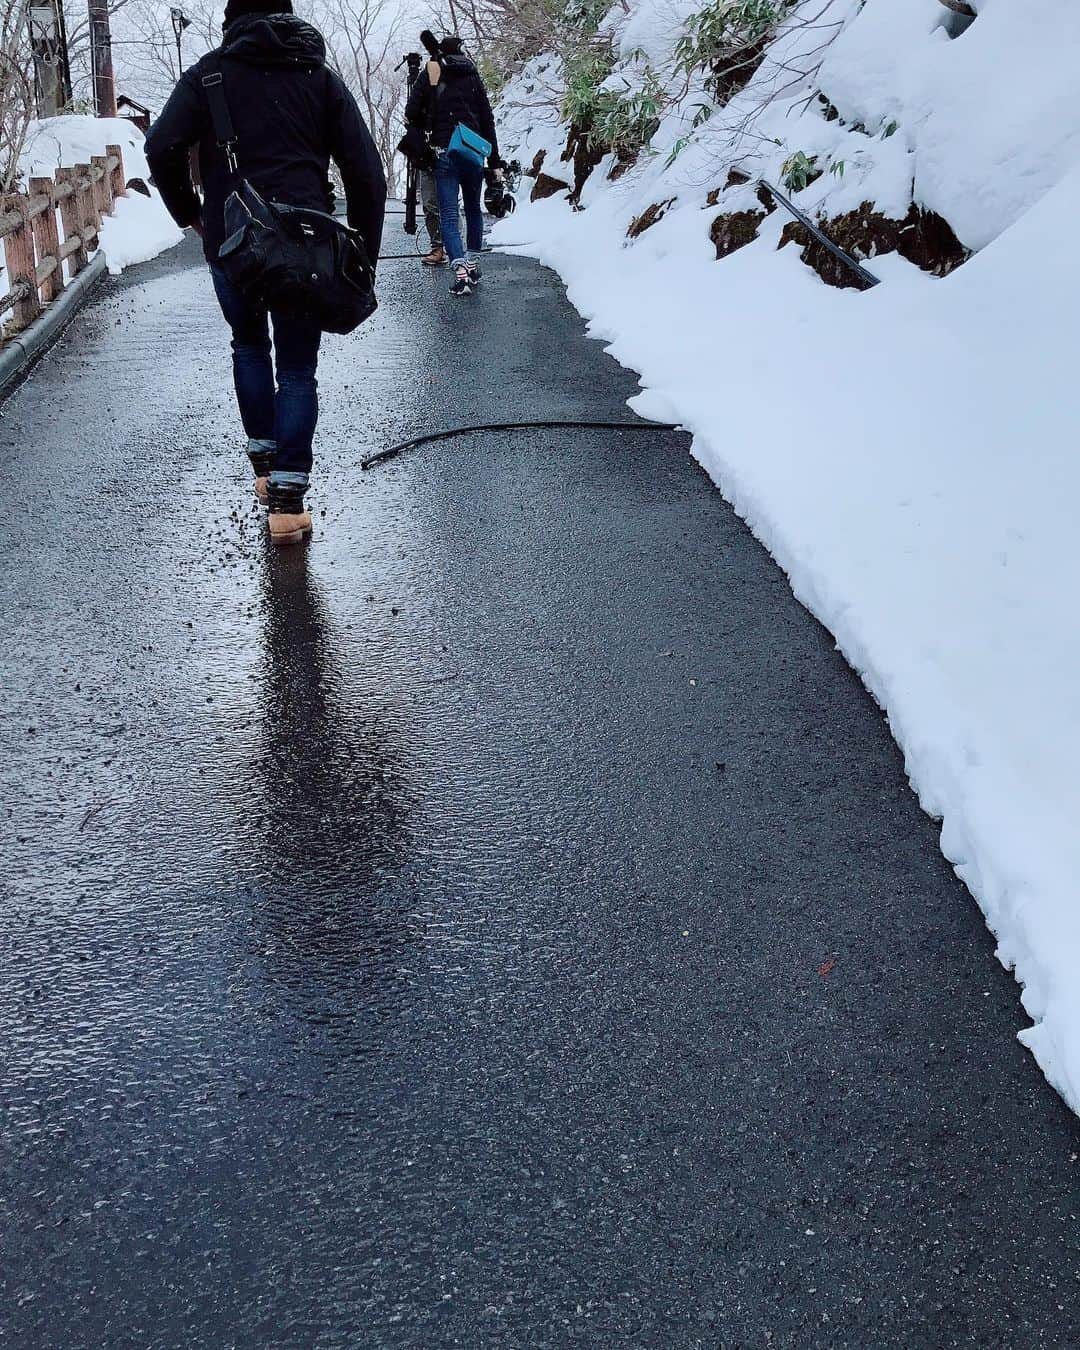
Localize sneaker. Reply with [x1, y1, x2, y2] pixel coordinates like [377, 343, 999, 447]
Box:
[422, 246, 447, 266]
[467, 258, 482, 285]
[449, 264, 472, 297]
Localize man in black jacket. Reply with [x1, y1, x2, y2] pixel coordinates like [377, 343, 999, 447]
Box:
[404, 36, 501, 297]
[145, 0, 386, 543]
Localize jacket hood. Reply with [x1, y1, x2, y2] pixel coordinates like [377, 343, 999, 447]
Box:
[220, 13, 326, 66]
[439, 53, 478, 80]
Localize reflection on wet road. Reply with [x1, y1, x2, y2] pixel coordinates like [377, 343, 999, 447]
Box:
[1, 227, 1077, 1347]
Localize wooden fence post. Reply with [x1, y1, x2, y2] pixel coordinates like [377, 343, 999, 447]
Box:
[106, 144, 126, 199]
[91, 155, 111, 217]
[29, 179, 64, 302]
[73, 163, 100, 251]
[2, 195, 41, 328]
[54, 168, 86, 277]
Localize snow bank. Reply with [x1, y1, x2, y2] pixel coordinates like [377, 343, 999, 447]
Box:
[821, 0, 1080, 248]
[98, 192, 184, 276]
[20, 115, 153, 183]
[17, 117, 182, 280]
[493, 0, 1080, 1112]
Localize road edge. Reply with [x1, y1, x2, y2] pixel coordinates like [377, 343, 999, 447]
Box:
[0, 253, 108, 401]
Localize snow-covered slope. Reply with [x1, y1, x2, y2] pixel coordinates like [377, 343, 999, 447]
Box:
[821, 0, 1080, 247]
[492, 0, 1080, 1113]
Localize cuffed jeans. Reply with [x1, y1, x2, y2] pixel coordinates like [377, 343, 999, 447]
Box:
[435, 150, 484, 265]
[210, 265, 322, 477]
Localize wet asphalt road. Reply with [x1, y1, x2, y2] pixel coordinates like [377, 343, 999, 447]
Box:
[1, 222, 1077, 1348]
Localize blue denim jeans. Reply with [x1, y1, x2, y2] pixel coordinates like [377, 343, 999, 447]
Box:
[209, 265, 322, 477]
[435, 149, 484, 265]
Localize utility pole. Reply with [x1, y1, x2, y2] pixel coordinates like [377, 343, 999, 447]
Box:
[56, 0, 72, 102]
[89, 0, 116, 118]
[28, 0, 71, 117]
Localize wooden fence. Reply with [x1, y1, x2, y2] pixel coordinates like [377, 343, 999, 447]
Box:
[1, 145, 127, 339]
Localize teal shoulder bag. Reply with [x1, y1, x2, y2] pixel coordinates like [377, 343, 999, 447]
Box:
[448, 123, 492, 168]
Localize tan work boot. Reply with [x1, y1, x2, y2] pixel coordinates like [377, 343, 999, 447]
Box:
[254, 475, 269, 505]
[268, 509, 313, 545]
[422, 246, 447, 266]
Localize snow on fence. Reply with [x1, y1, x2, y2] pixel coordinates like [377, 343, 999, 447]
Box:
[1, 145, 126, 340]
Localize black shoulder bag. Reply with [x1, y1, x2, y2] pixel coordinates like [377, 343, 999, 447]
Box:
[201, 61, 377, 334]
[397, 65, 442, 174]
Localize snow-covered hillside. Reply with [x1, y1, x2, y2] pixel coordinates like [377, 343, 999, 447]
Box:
[492, 0, 1080, 1114]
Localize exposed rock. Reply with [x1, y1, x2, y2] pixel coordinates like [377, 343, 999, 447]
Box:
[724, 168, 751, 193]
[706, 187, 721, 207]
[710, 209, 766, 259]
[530, 172, 571, 202]
[711, 39, 770, 105]
[778, 222, 870, 291]
[627, 198, 676, 239]
[526, 149, 547, 178]
[896, 206, 970, 275]
[755, 183, 776, 213]
[125, 177, 151, 197]
[778, 200, 970, 288]
[563, 124, 607, 202]
[607, 148, 639, 182]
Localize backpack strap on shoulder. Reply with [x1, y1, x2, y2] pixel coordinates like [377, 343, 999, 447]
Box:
[201, 59, 239, 173]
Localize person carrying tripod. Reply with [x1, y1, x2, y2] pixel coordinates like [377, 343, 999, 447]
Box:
[400, 50, 447, 266]
[404, 34, 502, 297]
[145, 0, 386, 543]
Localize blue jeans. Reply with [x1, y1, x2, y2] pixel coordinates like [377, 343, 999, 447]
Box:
[209, 265, 322, 477]
[435, 150, 484, 265]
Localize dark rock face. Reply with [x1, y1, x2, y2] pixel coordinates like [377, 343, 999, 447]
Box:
[530, 171, 571, 202]
[562, 124, 607, 202]
[779, 200, 970, 288]
[710, 208, 766, 258]
[627, 198, 676, 239]
[607, 146, 640, 182]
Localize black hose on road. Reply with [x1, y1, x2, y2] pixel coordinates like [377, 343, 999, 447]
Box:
[360, 419, 680, 471]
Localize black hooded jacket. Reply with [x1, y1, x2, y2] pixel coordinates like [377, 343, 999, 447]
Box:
[404, 54, 500, 161]
[145, 14, 386, 265]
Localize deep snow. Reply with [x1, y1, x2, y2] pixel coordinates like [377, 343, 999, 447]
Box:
[493, 0, 1080, 1112]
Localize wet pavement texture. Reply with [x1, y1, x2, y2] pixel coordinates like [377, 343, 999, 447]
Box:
[1, 224, 1077, 1349]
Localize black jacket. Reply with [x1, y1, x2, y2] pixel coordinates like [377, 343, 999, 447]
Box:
[404, 54, 500, 162]
[145, 14, 386, 265]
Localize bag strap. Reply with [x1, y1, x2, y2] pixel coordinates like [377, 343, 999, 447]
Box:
[201, 59, 239, 174]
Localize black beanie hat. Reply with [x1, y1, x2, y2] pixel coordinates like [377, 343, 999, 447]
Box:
[223, 0, 293, 28]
